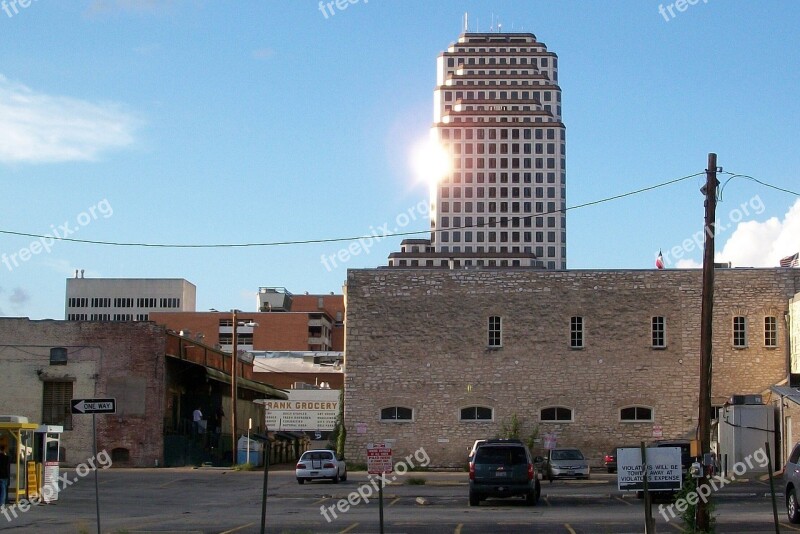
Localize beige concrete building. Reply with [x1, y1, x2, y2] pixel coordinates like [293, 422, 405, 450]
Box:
[343, 268, 800, 467]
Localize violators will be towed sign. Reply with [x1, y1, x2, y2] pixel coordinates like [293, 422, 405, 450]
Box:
[617, 446, 682, 492]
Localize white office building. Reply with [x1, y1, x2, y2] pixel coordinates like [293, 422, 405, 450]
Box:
[65, 274, 196, 321]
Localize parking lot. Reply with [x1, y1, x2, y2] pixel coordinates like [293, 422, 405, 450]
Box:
[1, 467, 795, 533]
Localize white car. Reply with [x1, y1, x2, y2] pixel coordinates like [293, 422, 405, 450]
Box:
[296, 449, 347, 484]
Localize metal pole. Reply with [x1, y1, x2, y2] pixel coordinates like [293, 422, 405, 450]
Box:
[260, 439, 270, 534]
[231, 310, 238, 466]
[697, 152, 719, 531]
[379, 473, 385, 534]
[641, 441, 654, 533]
[766, 441, 781, 534]
[93, 414, 100, 534]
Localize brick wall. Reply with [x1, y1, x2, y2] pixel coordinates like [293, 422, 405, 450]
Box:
[343, 268, 800, 467]
[0, 319, 166, 467]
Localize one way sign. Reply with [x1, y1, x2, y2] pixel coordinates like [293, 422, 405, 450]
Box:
[71, 398, 116, 415]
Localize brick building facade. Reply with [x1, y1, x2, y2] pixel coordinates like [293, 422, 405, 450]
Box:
[0, 319, 285, 467]
[343, 268, 800, 467]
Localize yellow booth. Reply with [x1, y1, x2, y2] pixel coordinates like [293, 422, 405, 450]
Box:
[0, 415, 37, 505]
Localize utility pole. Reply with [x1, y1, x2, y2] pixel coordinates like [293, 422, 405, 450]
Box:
[697, 152, 719, 531]
[231, 309, 239, 465]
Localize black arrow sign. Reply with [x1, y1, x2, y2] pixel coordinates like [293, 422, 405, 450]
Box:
[71, 398, 116, 415]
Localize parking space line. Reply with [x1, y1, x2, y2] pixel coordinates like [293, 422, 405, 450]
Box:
[313, 497, 329, 505]
[339, 523, 359, 533]
[158, 478, 185, 488]
[665, 521, 683, 531]
[219, 523, 255, 534]
[454, 523, 463, 534]
[614, 495, 631, 505]
[564, 524, 577, 534]
[782, 522, 800, 532]
[388, 497, 401, 507]
[544, 495, 551, 506]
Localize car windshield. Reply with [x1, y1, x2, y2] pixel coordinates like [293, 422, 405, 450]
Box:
[552, 449, 584, 460]
[302, 451, 333, 461]
[475, 446, 527, 465]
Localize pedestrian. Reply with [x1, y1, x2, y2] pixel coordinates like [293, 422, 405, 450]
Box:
[192, 406, 203, 436]
[0, 444, 10, 506]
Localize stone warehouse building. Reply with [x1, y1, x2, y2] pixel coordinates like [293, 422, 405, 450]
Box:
[343, 268, 800, 466]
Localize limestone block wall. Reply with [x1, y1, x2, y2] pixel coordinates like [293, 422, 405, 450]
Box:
[343, 269, 800, 467]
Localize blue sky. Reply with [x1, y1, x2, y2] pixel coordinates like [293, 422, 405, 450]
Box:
[1, 0, 799, 319]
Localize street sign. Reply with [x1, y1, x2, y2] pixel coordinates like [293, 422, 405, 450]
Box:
[617, 446, 682, 492]
[71, 398, 116, 415]
[367, 442, 393, 475]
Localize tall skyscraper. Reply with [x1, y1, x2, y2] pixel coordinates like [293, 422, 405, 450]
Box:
[389, 31, 566, 270]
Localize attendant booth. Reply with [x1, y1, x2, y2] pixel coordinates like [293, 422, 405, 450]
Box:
[34, 425, 63, 503]
[0, 415, 37, 505]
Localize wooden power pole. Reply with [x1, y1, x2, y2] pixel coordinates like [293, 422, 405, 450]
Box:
[697, 152, 719, 531]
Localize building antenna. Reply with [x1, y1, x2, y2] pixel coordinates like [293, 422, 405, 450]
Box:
[463, 12, 468, 33]
[490, 13, 494, 32]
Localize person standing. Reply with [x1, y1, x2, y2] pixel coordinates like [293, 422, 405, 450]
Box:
[192, 407, 203, 437]
[0, 444, 10, 506]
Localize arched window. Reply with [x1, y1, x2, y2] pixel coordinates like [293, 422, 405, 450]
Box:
[540, 406, 573, 422]
[460, 406, 493, 421]
[620, 406, 653, 422]
[380, 406, 413, 421]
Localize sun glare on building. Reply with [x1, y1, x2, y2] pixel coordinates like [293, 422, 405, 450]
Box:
[412, 134, 452, 191]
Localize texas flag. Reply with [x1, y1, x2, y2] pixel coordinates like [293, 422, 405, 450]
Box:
[655, 250, 665, 270]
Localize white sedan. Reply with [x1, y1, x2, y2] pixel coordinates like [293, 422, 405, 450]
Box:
[296, 449, 347, 484]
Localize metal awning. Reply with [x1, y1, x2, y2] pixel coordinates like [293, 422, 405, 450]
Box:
[204, 367, 288, 399]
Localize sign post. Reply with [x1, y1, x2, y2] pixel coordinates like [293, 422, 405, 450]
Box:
[72, 398, 116, 534]
[367, 442, 393, 534]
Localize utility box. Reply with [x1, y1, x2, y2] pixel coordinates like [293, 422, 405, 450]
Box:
[718, 404, 774, 475]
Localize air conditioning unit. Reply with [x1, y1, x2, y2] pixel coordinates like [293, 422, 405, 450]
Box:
[729, 394, 763, 405]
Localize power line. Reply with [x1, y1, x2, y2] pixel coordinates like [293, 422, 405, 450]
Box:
[719, 171, 800, 197]
[4, 169, 792, 250]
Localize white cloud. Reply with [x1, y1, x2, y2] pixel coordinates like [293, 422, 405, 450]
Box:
[676, 259, 702, 269]
[9, 287, 30, 305]
[0, 75, 140, 164]
[718, 198, 800, 267]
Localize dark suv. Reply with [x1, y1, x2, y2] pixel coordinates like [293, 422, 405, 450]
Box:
[468, 439, 541, 506]
[784, 441, 800, 523]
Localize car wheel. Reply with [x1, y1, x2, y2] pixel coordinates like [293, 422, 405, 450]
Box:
[789, 488, 800, 523]
[332, 472, 339, 484]
[297, 478, 304, 485]
[535, 480, 541, 502]
[469, 492, 480, 507]
[341, 468, 347, 482]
